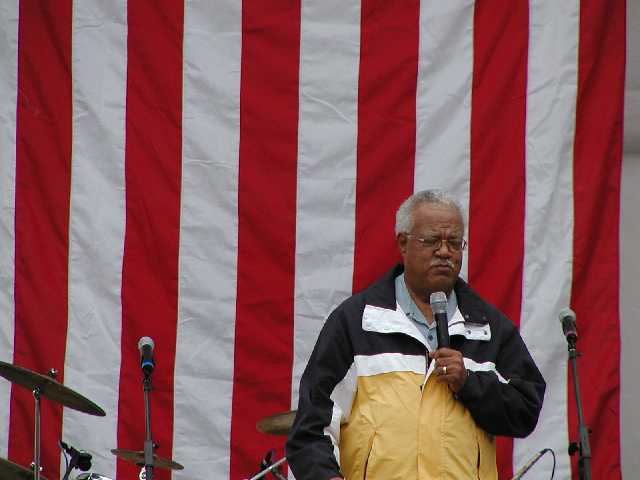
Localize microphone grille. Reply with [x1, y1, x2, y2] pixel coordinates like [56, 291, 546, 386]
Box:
[429, 291, 448, 314]
[558, 307, 576, 323]
[138, 336, 155, 351]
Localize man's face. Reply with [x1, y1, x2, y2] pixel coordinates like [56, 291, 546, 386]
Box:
[397, 202, 464, 301]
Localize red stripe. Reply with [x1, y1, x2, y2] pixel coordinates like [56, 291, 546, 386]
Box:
[8, 2, 72, 478]
[570, 1, 625, 478]
[116, 2, 184, 479]
[229, 2, 300, 478]
[468, 2, 528, 478]
[352, 0, 419, 292]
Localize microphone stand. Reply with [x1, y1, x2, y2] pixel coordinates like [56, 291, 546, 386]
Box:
[246, 456, 288, 480]
[142, 372, 154, 480]
[566, 335, 591, 480]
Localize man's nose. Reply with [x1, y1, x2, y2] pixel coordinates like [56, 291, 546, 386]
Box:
[434, 241, 453, 256]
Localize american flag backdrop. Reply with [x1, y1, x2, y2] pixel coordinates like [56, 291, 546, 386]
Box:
[0, 1, 626, 479]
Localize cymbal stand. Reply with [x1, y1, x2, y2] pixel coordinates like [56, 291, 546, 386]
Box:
[142, 373, 154, 480]
[32, 387, 42, 480]
[32, 368, 58, 480]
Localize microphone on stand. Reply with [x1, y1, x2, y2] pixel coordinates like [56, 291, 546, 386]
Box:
[138, 337, 155, 375]
[559, 307, 578, 344]
[559, 307, 592, 479]
[137, 336, 156, 479]
[430, 291, 449, 348]
[259, 450, 287, 480]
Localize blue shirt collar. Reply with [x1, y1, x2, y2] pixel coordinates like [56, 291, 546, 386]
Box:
[395, 273, 458, 327]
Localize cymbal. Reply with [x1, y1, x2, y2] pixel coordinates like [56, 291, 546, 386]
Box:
[111, 449, 184, 470]
[0, 457, 48, 480]
[0, 361, 106, 417]
[256, 410, 297, 436]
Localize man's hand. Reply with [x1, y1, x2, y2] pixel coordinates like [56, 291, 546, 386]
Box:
[429, 347, 467, 392]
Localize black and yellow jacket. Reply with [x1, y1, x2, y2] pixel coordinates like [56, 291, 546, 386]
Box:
[286, 264, 546, 480]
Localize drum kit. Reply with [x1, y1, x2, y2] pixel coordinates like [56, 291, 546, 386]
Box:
[0, 360, 183, 480]
[0, 359, 297, 480]
[246, 411, 297, 480]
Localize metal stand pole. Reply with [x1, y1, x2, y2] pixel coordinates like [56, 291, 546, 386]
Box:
[246, 457, 288, 480]
[32, 388, 41, 480]
[143, 374, 154, 480]
[568, 341, 591, 480]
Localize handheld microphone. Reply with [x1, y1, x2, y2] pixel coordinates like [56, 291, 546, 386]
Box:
[430, 291, 449, 349]
[138, 337, 155, 375]
[558, 308, 578, 344]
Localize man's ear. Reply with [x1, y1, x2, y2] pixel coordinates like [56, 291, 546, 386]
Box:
[397, 233, 408, 255]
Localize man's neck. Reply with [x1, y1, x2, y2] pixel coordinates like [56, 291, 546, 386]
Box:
[406, 286, 436, 325]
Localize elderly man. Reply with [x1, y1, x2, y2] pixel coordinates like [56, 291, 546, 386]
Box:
[286, 190, 545, 480]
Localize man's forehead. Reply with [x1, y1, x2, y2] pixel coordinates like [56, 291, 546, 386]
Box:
[417, 225, 464, 236]
[413, 204, 464, 228]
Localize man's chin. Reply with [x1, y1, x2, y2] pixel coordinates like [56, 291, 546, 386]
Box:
[405, 270, 458, 298]
[427, 273, 456, 293]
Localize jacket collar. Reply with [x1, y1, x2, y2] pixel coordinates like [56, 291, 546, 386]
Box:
[361, 264, 491, 340]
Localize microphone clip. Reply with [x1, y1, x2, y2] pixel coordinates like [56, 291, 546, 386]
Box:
[60, 441, 92, 480]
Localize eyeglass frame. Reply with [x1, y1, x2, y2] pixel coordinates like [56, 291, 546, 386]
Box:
[403, 233, 467, 252]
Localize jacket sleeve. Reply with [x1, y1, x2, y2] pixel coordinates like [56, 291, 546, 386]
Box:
[456, 319, 546, 437]
[286, 307, 357, 480]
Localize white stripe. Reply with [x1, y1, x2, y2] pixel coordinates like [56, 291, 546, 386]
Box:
[62, 1, 128, 474]
[447, 309, 492, 340]
[173, 1, 242, 477]
[463, 358, 508, 384]
[291, 0, 361, 407]
[414, 0, 475, 278]
[616, 1, 640, 478]
[0, 0, 18, 457]
[363, 304, 429, 350]
[515, 1, 579, 477]
[324, 362, 357, 465]
[620, 153, 640, 479]
[621, 0, 640, 472]
[354, 353, 427, 377]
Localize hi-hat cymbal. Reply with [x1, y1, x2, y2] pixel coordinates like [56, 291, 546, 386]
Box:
[0, 361, 106, 417]
[111, 449, 184, 470]
[256, 410, 297, 436]
[0, 457, 48, 480]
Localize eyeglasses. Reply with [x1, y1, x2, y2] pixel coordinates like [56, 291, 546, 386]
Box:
[404, 233, 467, 252]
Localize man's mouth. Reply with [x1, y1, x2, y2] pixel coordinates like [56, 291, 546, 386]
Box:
[431, 265, 453, 274]
[430, 260, 454, 270]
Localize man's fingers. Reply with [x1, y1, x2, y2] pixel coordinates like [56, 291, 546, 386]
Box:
[434, 361, 467, 393]
[437, 363, 460, 376]
[429, 348, 466, 391]
[429, 347, 461, 359]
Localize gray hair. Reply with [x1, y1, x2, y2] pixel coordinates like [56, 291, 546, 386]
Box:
[395, 190, 465, 235]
